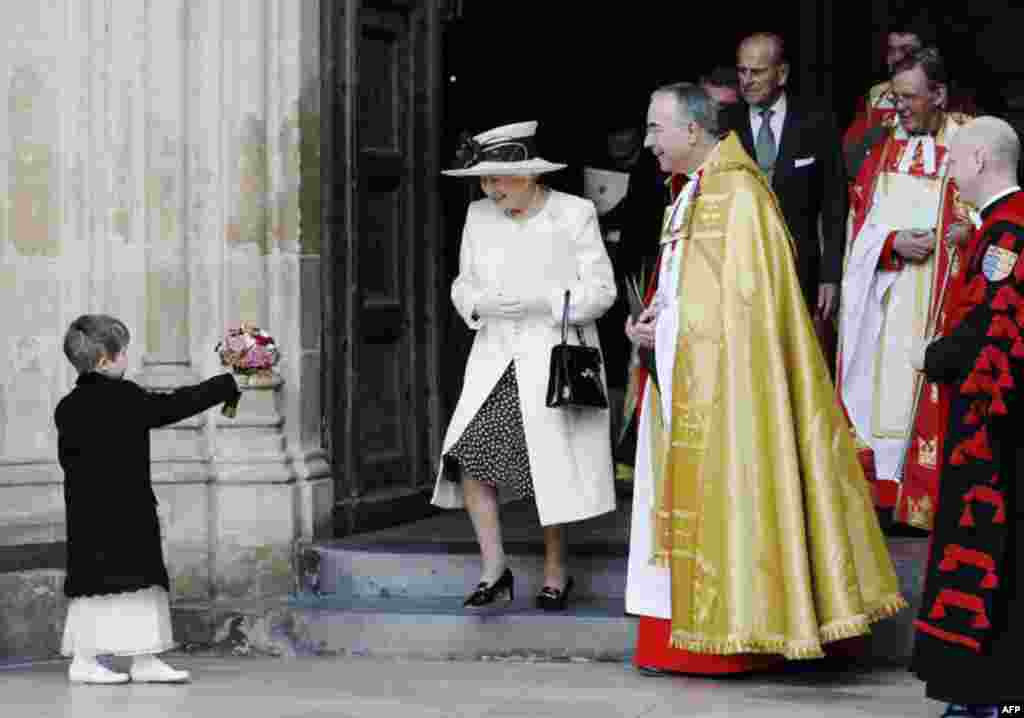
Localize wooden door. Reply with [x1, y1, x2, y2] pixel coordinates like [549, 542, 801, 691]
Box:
[323, 0, 443, 536]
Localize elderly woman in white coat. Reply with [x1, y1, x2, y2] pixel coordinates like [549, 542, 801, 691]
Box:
[434, 121, 617, 610]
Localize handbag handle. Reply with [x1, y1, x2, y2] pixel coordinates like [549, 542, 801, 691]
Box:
[560, 289, 587, 346]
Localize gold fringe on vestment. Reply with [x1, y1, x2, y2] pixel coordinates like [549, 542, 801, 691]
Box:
[858, 595, 910, 626]
[670, 593, 907, 660]
[669, 632, 827, 660]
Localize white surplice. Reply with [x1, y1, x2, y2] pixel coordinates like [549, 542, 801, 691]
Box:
[839, 129, 957, 485]
[625, 172, 701, 618]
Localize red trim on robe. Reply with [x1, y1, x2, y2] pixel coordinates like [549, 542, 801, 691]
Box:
[913, 619, 982, 652]
[914, 192, 1024, 653]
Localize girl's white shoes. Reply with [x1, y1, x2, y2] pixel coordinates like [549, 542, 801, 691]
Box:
[128, 655, 191, 683]
[68, 658, 129, 684]
[68, 655, 190, 684]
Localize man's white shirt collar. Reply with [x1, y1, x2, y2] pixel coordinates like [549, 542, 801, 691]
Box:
[665, 151, 715, 234]
[749, 93, 786, 119]
[980, 185, 1021, 215]
[892, 117, 947, 176]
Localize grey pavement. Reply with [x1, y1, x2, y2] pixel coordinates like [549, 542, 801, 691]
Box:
[0, 655, 953, 718]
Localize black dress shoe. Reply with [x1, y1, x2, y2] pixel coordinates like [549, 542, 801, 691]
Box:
[941, 706, 1000, 718]
[535, 577, 574, 611]
[463, 568, 514, 607]
[966, 707, 1001, 718]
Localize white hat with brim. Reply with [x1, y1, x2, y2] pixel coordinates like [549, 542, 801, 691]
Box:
[442, 159, 567, 177]
[442, 120, 567, 177]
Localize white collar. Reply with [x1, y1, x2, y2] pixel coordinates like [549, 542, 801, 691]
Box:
[892, 113, 946, 143]
[966, 186, 1019, 229]
[980, 185, 1021, 215]
[900, 136, 936, 175]
[750, 93, 786, 119]
[664, 150, 715, 235]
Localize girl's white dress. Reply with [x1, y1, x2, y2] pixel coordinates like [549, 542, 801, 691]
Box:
[61, 586, 175, 658]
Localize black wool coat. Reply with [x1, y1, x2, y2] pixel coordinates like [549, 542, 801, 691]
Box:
[56, 372, 239, 598]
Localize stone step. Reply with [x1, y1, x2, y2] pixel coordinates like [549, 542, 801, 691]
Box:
[309, 541, 627, 601]
[305, 504, 929, 606]
[248, 531, 928, 665]
[170, 595, 635, 661]
[307, 497, 629, 601]
[169, 550, 923, 664]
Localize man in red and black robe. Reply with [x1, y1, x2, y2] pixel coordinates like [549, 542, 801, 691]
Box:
[909, 117, 1024, 715]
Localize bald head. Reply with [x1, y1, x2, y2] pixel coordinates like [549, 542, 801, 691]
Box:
[948, 116, 1021, 206]
[959, 117, 1020, 173]
[738, 33, 786, 65]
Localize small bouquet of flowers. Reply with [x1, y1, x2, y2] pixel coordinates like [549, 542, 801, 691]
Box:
[215, 323, 280, 417]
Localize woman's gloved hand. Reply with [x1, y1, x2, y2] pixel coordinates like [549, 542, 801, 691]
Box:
[474, 291, 527, 320]
[521, 293, 555, 315]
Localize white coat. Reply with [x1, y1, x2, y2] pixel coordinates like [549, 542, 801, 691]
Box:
[431, 190, 617, 526]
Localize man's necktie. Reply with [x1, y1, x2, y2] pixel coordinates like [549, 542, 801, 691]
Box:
[755, 108, 777, 179]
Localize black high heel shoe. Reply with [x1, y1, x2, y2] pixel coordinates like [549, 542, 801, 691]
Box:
[535, 577, 574, 611]
[463, 568, 514, 607]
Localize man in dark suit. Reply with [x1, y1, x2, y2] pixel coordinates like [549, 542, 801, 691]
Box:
[724, 32, 848, 323]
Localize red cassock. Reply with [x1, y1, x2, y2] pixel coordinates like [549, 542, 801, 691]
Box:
[633, 616, 871, 674]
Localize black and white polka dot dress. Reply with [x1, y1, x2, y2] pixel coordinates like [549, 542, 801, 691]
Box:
[443, 361, 535, 500]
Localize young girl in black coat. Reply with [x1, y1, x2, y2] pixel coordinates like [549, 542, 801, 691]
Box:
[56, 315, 240, 684]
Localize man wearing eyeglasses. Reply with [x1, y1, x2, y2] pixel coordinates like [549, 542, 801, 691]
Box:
[844, 11, 979, 173]
[837, 47, 973, 528]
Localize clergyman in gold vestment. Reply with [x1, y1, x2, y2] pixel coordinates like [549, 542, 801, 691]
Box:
[625, 83, 906, 671]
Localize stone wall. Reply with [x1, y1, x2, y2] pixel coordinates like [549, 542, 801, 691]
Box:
[0, 0, 329, 659]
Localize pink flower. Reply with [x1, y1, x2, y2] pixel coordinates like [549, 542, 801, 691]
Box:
[245, 344, 275, 369]
[226, 334, 248, 353]
[217, 325, 279, 372]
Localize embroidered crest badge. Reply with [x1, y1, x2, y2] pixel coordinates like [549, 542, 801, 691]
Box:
[982, 245, 1019, 282]
[918, 437, 937, 468]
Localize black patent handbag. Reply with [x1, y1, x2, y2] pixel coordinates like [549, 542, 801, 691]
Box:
[546, 290, 609, 409]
